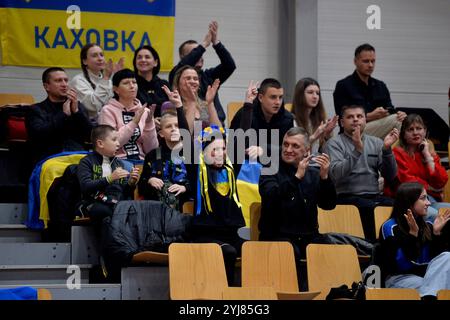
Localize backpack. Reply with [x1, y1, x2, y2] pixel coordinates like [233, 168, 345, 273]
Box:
[45, 164, 82, 242]
[0, 105, 30, 144]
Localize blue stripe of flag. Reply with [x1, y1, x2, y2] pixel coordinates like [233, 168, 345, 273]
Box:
[0, 0, 175, 17]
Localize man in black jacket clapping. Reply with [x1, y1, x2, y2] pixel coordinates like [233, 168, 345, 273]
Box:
[258, 127, 337, 260]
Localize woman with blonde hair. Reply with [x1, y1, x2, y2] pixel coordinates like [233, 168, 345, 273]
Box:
[388, 113, 450, 219]
[171, 65, 221, 135]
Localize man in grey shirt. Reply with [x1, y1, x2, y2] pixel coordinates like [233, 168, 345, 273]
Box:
[323, 105, 399, 241]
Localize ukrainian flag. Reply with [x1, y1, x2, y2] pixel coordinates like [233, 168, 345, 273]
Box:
[236, 161, 262, 227]
[0, 0, 175, 71]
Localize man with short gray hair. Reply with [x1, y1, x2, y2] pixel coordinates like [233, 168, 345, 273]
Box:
[259, 127, 336, 259]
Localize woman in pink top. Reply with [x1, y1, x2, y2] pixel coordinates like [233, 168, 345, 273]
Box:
[98, 69, 158, 163]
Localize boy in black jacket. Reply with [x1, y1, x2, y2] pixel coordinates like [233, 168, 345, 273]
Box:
[77, 125, 140, 223]
[138, 110, 190, 210]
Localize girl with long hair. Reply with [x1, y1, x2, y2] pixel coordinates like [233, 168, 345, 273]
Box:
[380, 182, 450, 298]
[292, 77, 338, 152]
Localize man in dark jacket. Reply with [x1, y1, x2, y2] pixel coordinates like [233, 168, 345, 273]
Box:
[230, 78, 293, 166]
[169, 21, 236, 123]
[259, 127, 336, 259]
[26, 67, 92, 165]
[333, 43, 406, 138]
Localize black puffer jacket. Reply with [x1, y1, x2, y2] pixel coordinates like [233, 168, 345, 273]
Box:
[102, 200, 192, 266]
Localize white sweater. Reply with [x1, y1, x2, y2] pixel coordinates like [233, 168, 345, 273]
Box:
[69, 70, 113, 119]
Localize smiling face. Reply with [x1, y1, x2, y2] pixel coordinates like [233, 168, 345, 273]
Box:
[44, 70, 69, 102]
[203, 138, 226, 168]
[178, 68, 200, 96]
[135, 48, 158, 75]
[83, 45, 105, 74]
[412, 188, 430, 217]
[281, 133, 309, 167]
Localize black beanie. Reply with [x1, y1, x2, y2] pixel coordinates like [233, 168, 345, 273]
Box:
[112, 68, 135, 87]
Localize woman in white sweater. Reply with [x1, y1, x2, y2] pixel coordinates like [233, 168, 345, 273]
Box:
[70, 43, 123, 121]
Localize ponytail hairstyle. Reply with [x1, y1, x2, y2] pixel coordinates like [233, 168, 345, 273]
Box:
[80, 43, 99, 90]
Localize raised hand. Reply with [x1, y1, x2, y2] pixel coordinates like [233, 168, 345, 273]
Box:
[103, 59, 114, 79]
[433, 209, 450, 236]
[154, 117, 161, 131]
[62, 97, 72, 116]
[206, 79, 220, 105]
[351, 125, 364, 153]
[396, 111, 407, 122]
[144, 104, 156, 123]
[313, 153, 331, 180]
[202, 25, 212, 49]
[404, 209, 419, 237]
[311, 121, 326, 142]
[245, 80, 259, 103]
[419, 138, 434, 160]
[383, 128, 399, 149]
[181, 80, 198, 104]
[66, 88, 79, 114]
[162, 85, 183, 108]
[133, 107, 145, 125]
[324, 115, 339, 137]
[246, 146, 263, 161]
[209, 20, 219, 45]
[115, 57, 125, 73]
[295, 154, 312, 180]
[104, 57, 125, 80]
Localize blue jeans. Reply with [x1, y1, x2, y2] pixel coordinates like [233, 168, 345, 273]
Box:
[385, 252, 450, 297]
[427, 195, 450, 221]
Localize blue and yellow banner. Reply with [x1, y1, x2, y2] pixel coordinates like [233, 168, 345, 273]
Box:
[0, 0, 175, 71]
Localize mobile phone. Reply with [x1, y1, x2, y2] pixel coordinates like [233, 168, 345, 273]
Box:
[418, 131, 429, 151]
[418, 143, 425, 151]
